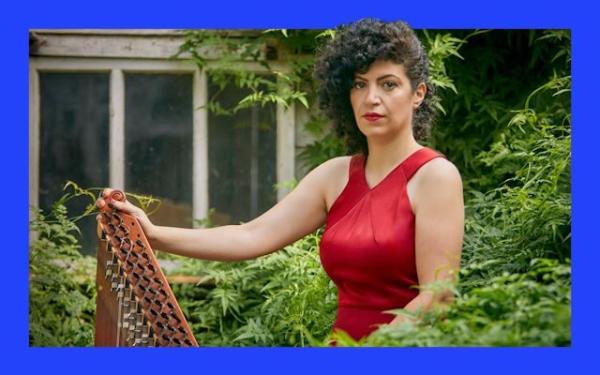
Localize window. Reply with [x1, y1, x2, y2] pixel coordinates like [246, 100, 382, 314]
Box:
[125, 73, 194, 228]
[29, 30, 297, 255]
[207, 76, 277, 225]
[38, 72, 109, 254]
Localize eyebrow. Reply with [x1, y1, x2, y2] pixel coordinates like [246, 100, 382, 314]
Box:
[354, 74, 400, 81]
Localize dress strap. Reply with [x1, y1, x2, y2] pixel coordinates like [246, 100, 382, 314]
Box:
[324, 153, 370, 229]
[348, 153, 366, 182]
[401, 147, 445, 181]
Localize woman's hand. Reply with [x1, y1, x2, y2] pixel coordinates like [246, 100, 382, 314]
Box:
[96, 188, 157, 240]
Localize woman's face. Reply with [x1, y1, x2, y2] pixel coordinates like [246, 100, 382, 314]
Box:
[350, 60, 426, 140]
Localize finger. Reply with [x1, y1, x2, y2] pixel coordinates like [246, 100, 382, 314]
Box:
[108, 200, 126, 211]
[96, 213, 109, 225]
[96, 198, 106, 209]
[102, 188, 113, 198]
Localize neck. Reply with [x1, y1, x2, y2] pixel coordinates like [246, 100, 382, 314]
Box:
[364, 129, 421, 175]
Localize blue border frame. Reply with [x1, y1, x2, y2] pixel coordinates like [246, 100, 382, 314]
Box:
[5, 0, 595, 374]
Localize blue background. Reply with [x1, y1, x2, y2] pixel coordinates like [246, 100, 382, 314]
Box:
[4, 0, 595, 374]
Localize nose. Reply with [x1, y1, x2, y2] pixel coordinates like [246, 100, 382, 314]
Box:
[365, 85, 381, 105]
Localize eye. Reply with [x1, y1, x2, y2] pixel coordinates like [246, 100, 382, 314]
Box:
[352, 80, 366, 89]
[381, 80, 398, 90]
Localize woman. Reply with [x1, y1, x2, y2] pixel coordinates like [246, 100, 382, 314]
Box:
[97, 18, 464, 342]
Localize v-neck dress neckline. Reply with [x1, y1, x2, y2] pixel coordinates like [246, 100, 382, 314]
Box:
[359, 147, 427, 191]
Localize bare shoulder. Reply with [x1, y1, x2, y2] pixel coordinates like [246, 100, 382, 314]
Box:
[304, 155, 351, 180]
[319, 155, 353, 175]
[415, 157, 462, 187]
[306, 156, 353, 212]
[409, 157, 463, 212]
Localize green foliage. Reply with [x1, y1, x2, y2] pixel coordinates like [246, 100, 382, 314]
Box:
[461, 32, 571, 281]
[170, 231, 337, 346]
[177, 30, 318, 115]
[29, 201, 97, 346]
[297, 131, 348, 169]
[357, 258, 570, 347]
[429, 30, 571, 188]
[421, 30, 467, 114]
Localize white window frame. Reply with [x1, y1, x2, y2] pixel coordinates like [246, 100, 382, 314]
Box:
[29, 31, 296, 228]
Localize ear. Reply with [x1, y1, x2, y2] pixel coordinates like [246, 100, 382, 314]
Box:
[413, 82, 427, 109]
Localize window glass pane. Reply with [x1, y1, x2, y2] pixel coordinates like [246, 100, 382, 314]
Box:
[125, 73, 193, 228]
[39, 72, 109, 255]
[208, 76, 277, 225]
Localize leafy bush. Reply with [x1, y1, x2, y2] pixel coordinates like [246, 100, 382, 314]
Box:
[358, 258, 570, 347]
[461, 31, 571, 282]
[170, 230, 337, 346]
[430, 30, 571, 189]
[29, 200, 97, 346]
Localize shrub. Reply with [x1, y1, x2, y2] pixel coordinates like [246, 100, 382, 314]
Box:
[29, 201, 97, 346]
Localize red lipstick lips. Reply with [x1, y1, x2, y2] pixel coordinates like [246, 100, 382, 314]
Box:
[363, 112, 384, 122]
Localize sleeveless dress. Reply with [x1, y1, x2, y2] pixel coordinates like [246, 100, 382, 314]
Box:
[319, 147, 444, 340]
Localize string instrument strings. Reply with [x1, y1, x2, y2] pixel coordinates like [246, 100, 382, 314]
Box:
[95, 190, 198, 347]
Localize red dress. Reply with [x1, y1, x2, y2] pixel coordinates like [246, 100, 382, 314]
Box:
[319, 147, 443, 340]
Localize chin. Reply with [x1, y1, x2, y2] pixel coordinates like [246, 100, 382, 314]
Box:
[359, 125, 391, 137]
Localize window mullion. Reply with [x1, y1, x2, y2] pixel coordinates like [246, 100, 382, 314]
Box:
[110, 69, 125, 190]
[276, 84, 296, 201]
[193, 68, 208, 226]
[250, 105, 259, 216]
[29, 66, 40, 245]
[29, 66, 40, 212]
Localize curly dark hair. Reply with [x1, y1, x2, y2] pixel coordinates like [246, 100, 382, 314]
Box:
[313, 18, 435, 155]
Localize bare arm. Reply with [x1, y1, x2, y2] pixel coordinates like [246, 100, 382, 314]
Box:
[98, 158, 343, 261]
[390, 158, 464, 324]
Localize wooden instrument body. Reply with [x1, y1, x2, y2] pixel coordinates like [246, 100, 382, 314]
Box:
[94, 191, 198, 347]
